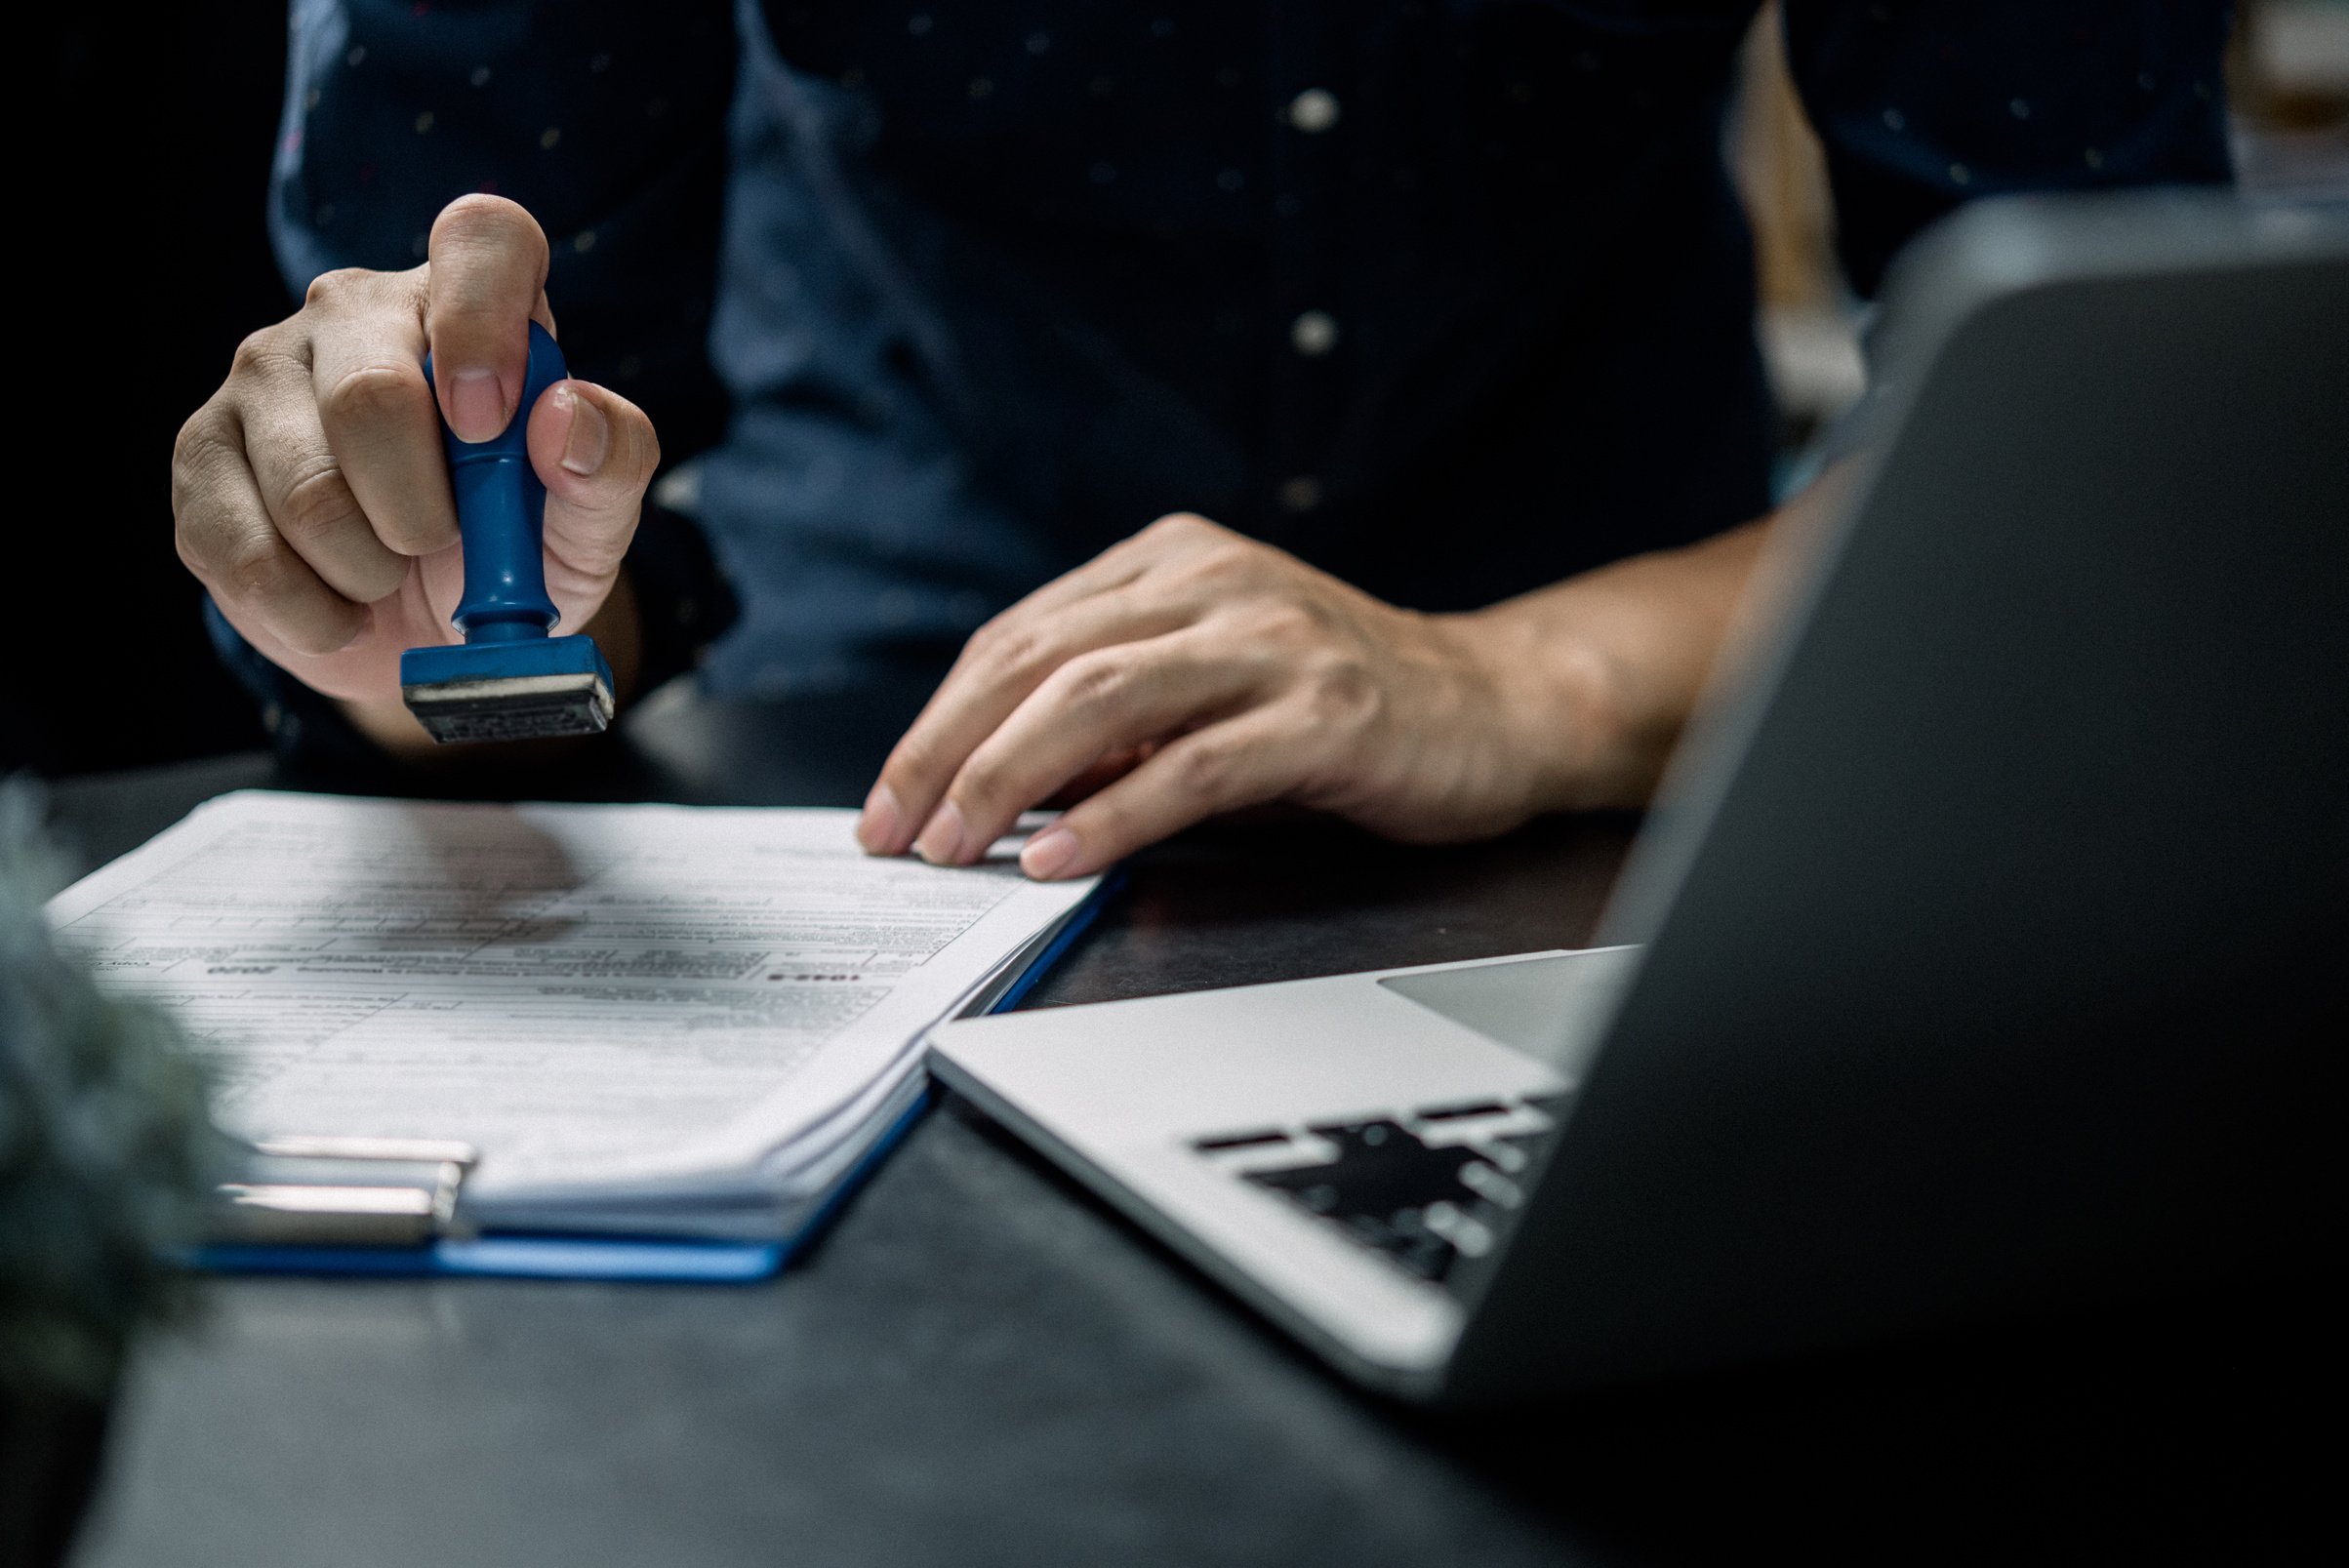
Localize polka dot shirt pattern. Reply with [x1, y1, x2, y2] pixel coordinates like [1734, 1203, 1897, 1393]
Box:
[267, 0, 2230, 698]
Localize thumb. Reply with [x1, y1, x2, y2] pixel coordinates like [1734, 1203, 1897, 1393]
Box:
[525, 379, 661, 582]
[425, 194, 555, 443]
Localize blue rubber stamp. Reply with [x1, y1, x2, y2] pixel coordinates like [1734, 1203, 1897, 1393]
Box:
[399, 322, 616, 743]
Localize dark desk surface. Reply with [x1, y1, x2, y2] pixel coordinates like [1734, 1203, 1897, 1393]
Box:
[55, 696, 2317, 1567]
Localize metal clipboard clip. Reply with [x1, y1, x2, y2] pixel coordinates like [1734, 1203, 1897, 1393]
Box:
[209, 1137, 480, 1248]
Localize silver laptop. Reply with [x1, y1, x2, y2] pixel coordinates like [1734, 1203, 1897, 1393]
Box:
[928, 192, 2347, 1403]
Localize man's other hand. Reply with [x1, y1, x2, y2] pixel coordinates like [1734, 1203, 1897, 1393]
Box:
[855, 515, 1595, 881]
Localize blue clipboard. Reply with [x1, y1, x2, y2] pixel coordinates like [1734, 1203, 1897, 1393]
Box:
[189, 873, 1120, 1283]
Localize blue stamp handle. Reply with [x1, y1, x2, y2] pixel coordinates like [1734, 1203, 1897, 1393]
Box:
[422, 322, 567, 645]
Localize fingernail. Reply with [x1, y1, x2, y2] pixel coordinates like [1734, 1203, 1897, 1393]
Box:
[912, 800, 966, 866]
[447, 368, 508, 443]
[857, 783, 902, 854]
[555, 383, 608, 476]
[1020, 824, 1080, 881]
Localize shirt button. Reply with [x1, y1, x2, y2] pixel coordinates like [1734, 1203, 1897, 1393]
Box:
[1286, 88, 1341, 134]
[1289, 309, 1340, 357]
[1278, 475, 1325, 512]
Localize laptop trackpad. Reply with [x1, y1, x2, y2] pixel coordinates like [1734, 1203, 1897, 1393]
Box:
[1377, 948, 1640, 1078]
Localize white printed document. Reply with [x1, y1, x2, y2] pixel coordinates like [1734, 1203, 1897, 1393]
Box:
[46, 791, 1099, 1235]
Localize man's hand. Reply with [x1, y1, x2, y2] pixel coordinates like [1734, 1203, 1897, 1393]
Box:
[172, 195, 659, 748]
[856, 515, 1616, 880]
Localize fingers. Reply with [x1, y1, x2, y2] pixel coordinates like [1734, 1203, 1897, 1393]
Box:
[528, 380, 659, 551]
[173, 396, 369, 658]
[526, 380, 660, 623]
[308, 296, 457, 557]
[1042, 744, 1155, 808]
[908, 633, 1258, 866]
[425, 195, 554, 442]
[859, 587, 1197, 856]
[851, 515, 1371, 876]
[237, 387, 411, 607]
[170, 196, 579, 708]
[1020, 708, 1303, 880]
[986, 511, 1228, 623]
[858, 515, 1271, 857]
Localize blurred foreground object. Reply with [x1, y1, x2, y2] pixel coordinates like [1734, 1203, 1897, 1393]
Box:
[1731, 5, 1867, 456]
[2231, 0, 2349, 196]
[0, 777, 226, 1568]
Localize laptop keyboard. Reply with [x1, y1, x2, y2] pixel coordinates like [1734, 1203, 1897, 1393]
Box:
[1190, 1097, 1560, 1287]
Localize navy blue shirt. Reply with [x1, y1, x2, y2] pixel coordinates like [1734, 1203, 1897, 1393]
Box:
[266, 0, 2230, 699]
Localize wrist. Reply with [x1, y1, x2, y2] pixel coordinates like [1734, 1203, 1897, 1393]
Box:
[1452, 518, 1779, 815]
[1446, 606, 1643, 815]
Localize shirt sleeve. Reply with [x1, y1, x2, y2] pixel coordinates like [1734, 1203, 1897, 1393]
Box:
[1781, 0, 2235, 297]
[271, 0, 738, 451]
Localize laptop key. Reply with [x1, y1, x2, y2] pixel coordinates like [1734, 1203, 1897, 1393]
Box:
[1235, 1117, 1516, 1285]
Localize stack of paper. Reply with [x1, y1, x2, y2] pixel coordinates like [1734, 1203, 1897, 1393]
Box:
[46, 791, 1100, 1246]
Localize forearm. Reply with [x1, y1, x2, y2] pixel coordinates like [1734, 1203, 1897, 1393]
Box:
[1450, 521, 1766, 813]
[1449, 459, 1866, 814]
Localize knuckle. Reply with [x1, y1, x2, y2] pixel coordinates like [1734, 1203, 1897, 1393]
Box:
[173, 498, 229, 576]
[172, 478, 234, 564]
[384, 514, 458, 558]
[301, 265, 377, 311]
[980, 625, 1051, 682]
[171, 407, 234, 493]
[221, 535, 298, 605]
[276, 461, 362, 544]
[1146, 511, 1218, 543]
[882, 734, 940, 788]
[228, 327, 293, 382]
[321, 361, 428, 431]
[173, 521, 213, 580]
[953, 757, 1011, 814]
[1246, 599, 1319, 645]
[1055, 651, 1133, 714]
[1171, 735, 1238, 800]
[1181, 543, 1259, 591]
